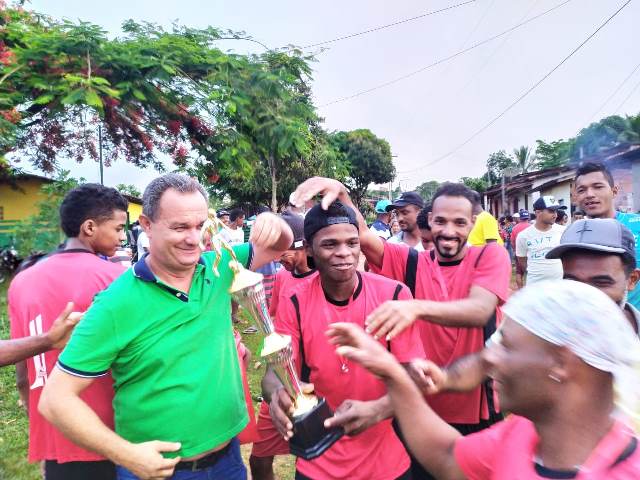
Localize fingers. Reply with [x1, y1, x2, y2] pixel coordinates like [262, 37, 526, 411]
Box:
[65, 311, 84, 326]
[57, 302, 75, 321]
[324, 400, 354, 429]
[152, 441, 182, 453]
[300, 382, 315, 394]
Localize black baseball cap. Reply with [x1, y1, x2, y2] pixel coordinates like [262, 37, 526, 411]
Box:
[546, 218, 636, 264]
[386, 191, 424, 212]
[281, 211, 305, 249]
[304, 201, 359, 242]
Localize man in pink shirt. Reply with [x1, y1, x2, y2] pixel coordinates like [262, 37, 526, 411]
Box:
[9, 183, 128, 480]
[329, 280, 640, 479]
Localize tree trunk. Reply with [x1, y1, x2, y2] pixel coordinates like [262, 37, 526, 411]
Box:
[269, 154, 277, 212]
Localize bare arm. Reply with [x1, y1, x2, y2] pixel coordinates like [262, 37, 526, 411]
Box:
[249, 213, 294, 270]
[366, 286, 499, 340]
[516, 256, 526, 289]
[15, 360, 29, 413]
[328, 323, 466, 480]
[291, 177, 385, 268]
[2, 302, 81, 367]
[39, 368, 181, 479]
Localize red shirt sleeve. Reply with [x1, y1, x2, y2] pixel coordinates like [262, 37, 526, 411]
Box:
[274, 293, 302, 374]
[8, 281, 24, 340]
[389, 284, 425, 362]
[370, 242, 410, 283]
[471, 243, 511, 305]
[453, 418, 507, 480]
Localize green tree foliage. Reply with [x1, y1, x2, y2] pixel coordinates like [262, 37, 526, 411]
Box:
[115, 183, 141, 197]
[512, 145, 536, 174]
[534, 138, 573, 169]
[12, 171, 81, 256]
[331, 129, 395, 208]
[485, 150, 516, 185]
[460, 176, 488, 194]
[415, 180, 440, 203]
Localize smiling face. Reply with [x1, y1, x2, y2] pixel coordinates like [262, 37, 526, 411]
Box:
[484, 318, 558, 418]
[574, 171, 618, 218]
[307, 223, 360, 284]
[429, 195, 475, 260]
[140, 188, 208, 273]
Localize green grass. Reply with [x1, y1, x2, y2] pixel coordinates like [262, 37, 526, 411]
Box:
[0, 279, 295, 479]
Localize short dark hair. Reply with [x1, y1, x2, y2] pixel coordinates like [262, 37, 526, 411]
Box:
[229, 208, 245, 222]
[556, 209, 567, 221]
[505, 215, 513, 222]
[431, 183, 478, 212]
[417, 204, 431, 230]
[575, 161, 614, 187]
[60, 184, 128, 237]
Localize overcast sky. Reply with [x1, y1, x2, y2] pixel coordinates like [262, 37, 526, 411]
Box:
[27, 0, 640, 193]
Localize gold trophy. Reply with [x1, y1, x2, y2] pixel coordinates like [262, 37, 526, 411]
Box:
[200, 214, 343, 460]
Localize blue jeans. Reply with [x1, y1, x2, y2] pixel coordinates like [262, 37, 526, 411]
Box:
[116, 438, 246, 480]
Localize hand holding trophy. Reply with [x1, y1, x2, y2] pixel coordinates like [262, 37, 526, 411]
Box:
[200, 213, 343, 459]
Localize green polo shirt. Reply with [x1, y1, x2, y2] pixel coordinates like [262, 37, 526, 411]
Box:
[58, 244, 252, 458]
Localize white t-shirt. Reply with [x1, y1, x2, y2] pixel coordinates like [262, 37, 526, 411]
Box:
[516, 223, 565, 284]
[220, 226, 245, 245]
[387, 231, 425, 252]
[137, 231, 150, 261]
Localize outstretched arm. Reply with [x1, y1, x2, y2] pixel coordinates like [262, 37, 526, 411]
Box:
[327, 323, 466, 480]
[291, 177, 385, 268]
[250, 213, 294, 270]
[2, 303, 81, 367]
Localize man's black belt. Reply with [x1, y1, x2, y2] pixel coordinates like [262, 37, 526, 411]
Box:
[174, 442, 232, 471]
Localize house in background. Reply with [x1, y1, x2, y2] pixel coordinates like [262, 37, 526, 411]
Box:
[484, 142, 640, 219]
[0, 173, 142, 246]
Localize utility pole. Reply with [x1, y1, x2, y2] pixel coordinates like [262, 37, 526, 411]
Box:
[98, 125, 104, 185]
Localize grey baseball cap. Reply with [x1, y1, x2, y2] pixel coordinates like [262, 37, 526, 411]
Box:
[546, 218, 636, 263]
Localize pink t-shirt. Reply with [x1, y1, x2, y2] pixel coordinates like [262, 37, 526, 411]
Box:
[372, 242, 511, 424]
[277, 271, 425, 480]
[269, 268, 318, 317]
[510, 222, 531, 249]
[9, 250, 124, 463]
[455, 415, 640, 479]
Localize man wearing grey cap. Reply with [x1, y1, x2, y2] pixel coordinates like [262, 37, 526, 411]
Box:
[515, 196, 566, 287]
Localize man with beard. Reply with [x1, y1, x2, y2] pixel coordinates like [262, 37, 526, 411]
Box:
[291, 179, 511, 479]
[264, 201, 425, 480]
[574, 161, 640, 308]
[249, 211, 318, 480]
[410, 218, 640, 397]
[386, 192, 425, 251]
[515, 196, 565, 287]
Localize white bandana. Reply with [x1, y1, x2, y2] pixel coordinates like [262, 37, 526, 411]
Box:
[502, 279, 640, 430]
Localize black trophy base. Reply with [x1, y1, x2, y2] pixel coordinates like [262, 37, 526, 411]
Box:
[289, 397, 344, 460]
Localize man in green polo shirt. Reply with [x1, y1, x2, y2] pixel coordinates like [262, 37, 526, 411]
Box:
[39, 174, 293, 480]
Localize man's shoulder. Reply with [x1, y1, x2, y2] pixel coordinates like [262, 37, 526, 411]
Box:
[466, 243, 510, 267]
[360, 270, 404, 291]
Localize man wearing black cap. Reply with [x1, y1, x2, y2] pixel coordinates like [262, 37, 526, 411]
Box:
[250, 211, 317, 480]
[386, 192, 425, 251]
[263, 201, 424, 480]
[515, 195, 566, 287]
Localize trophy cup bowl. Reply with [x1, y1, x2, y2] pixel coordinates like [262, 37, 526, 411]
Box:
[230, 267, 343, 460]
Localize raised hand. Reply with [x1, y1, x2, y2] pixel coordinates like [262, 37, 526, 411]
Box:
[46, 302, 84, 350]
[290, 177, 349, 211]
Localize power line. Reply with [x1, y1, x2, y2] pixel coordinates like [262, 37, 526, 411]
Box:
[319, 0, 573, 108]
[614, 74, 640, 114]
[401, 0, 633, 174]
[588, 60, 640, 122]
[297, 0, 476, 50]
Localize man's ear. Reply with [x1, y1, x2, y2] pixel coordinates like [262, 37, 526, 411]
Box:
[79, 219, 98, 238]
[139, 214, 151, 234]
[612, 185, 619, 197]
[627, 268, 640, 292]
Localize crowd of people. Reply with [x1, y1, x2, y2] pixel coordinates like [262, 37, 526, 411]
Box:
[1, 162, 640, 480]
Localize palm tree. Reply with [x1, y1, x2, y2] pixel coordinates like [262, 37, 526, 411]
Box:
[512, 145, 537, 173]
